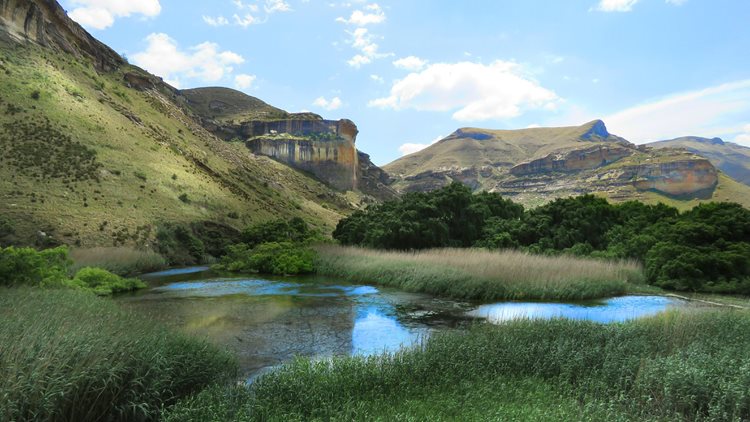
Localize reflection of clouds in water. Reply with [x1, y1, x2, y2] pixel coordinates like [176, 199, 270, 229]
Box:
[469, 296, 680, 324]
[141, 266, 210, 278]
[352, 304, 426, 356]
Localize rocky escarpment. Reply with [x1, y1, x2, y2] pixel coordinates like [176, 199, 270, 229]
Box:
[244, 119, 359, 191]
[0, 0, 123, 71]
[385, 120, 728, 205]
[181, 87, 394, 198]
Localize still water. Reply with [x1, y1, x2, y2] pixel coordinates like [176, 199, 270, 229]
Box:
[116, 268, 684, 378]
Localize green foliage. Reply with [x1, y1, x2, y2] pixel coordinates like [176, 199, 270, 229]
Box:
[241, 217, 317, 247]
[165, 310, 750, 421]
[219, 242, 316, 275]
[0, 288, 237, 422]
[0, 215, 14, 245]
[336, 188, 750, 294]
[333, 182, 523, 249]
[178, 193, 190, 203]
[71, 267, 146, 295]
[0, 246, 70, 287]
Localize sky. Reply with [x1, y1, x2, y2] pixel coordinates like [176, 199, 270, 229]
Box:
[59, 0, 750, 165]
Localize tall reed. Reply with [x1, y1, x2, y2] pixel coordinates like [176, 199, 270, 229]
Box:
[70, 246, 167, 276]
[315, 245, 643, 301]
[0, 288, 237, 422]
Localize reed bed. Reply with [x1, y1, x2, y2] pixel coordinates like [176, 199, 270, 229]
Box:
[70, 246, 167, 276]
[0, 288, 237, 422]
[165, 309, 750, 421]
[314, 245, 643, 301]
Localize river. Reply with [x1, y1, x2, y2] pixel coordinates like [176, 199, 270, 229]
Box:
[115, 267, 685, 379]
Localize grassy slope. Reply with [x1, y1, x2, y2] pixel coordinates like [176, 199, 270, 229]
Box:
[0, 41, 352, 247]
[180, 87, 292, 124]
[649, 137, 750, 186]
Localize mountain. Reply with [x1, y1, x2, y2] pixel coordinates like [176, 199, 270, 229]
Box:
[0, 0, 390, 250]
[648, 136, 750, 186]
[384, 120, 750, 209]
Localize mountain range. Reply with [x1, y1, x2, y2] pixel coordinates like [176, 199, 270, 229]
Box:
[1, 0, 748, 251]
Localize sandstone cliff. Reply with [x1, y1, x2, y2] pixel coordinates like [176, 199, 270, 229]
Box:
[384, 120, 733, 206]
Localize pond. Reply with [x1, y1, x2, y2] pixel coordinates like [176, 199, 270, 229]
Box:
[116, 268, 686, 379]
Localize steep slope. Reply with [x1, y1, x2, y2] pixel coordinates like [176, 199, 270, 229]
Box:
[384, 121, 750, 208]
[0, 0, 362, 249]
[648, 136, 750, 186]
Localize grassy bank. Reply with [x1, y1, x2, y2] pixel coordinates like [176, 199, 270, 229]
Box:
[0, 288, 238, 422]
[70, 246, 167, 276]
[314, 245, 642, 301]
[165, 309, 750, 421]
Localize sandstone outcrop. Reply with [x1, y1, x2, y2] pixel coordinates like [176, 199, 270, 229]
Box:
[510, 144, 633, 176]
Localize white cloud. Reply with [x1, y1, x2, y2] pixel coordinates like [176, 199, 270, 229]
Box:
[265, 0, 292, 13]
[233, 13, 259, 27]
[665, 0, 687, 5]
[67, 0, 161, 30]
[593, 0, 639, 11]
[313, 96, 343, 111]
[203, 15, 229, 26]
[603, 79, 750, 143]
[370, 74, 384, 83]
[132, 33, 245, 88]
[343, 27, 390, 68]
[336, 3, 385, 25]
[393, 56, 427, 71]
[370, 60, 560, 122]
[398, 135, 444, 156]
[735, 124, 750, 146]
[234, 74, 257, 89]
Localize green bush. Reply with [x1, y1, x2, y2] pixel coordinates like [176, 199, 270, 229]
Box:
[72, 267, 146, 295]
[241, 217, 318, 247]
[0, 245, 69, 287]
[0, 288, 237, 422]
[218, 242, 315, 275]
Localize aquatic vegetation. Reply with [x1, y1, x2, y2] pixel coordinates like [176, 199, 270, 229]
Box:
[164, 309, 750, 421]
[0, 288, 237, 422]
[315, 245, 641, 301]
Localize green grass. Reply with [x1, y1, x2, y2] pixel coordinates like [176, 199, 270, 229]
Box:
[0, 288, 238, 421]
[70, 246, 167, 275]
[314, 245, 642, 301]
[164, 309, 750, 421]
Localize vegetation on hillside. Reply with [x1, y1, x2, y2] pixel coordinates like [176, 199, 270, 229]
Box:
[334, 183, 750, 294]
[165, 309, 750, 421]
[0, 288, 237, 421]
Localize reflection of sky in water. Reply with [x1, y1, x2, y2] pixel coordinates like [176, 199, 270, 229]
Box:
[469, 296, 680, 324]
[352, 303, 426, 356]
[141, 266, 211, 278]
[154, 278, 379, 298]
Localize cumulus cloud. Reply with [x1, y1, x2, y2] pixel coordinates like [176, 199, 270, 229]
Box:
[132, 33, 244, 88]
[67, 0, 161, 30]
[313, 96, 343, 111]
[370, 60, 560, 122]
[398, 134, 445, 156]
[234, 74, 257, 89]
[393, 56, 427, 71]
[336, 3, 385, 25]
[370, 74, 384, 83]
[344, 27, 390, 68]
[265, 0, 292, 13]
[207, 0, 289, 27]
[603, 79, 750, 143]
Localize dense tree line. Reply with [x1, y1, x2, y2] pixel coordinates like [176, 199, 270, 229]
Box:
[333, 183, 750, 294]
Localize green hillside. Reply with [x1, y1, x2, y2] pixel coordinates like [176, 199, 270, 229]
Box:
[0, 40, 354, 249]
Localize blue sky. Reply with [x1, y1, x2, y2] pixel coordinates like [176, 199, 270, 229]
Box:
[60, 0, 750, 165]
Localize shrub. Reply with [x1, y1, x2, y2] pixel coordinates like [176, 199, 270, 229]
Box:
[241, 217, 317, 247]
[0, 288, 237, 422]
[178, 193, 190, 203]
[72, 267, 146, 295]
[0, 246, 69, 287]
[218, 242, 316, 275]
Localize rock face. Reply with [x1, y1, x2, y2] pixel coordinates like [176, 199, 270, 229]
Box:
[181, 87, 393, 197]
[384, 120, 725, 205]
[0, 0, 123, 70]
[245, 120, 359, 191]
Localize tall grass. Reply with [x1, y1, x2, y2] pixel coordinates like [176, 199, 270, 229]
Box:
[315, 245, 643, 301]
[165, 309, 750, 421]
[0, 288, 238, 422]
[70, 246, 167, 276]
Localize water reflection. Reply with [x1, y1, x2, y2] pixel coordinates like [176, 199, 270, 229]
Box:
[468, 295, 681, 324]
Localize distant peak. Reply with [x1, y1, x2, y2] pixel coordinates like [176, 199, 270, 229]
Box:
[710, 137, 725, 145]
[453, 128, 492, 141]
[581, 120, 609, 140]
